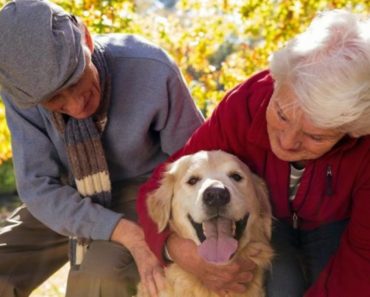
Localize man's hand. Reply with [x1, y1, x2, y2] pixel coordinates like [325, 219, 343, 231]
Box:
[167, 233, 256, 296]
[111, 218, 165, 297]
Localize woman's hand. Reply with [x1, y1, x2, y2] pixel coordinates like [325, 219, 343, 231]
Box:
[167, 233, 256, 296]
[111, 218, 165, 297]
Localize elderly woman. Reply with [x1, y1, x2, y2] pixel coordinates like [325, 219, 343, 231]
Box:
[137, 9, 370, 297]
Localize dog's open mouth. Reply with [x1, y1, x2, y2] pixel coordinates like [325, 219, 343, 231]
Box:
[188, 214, 248, 264]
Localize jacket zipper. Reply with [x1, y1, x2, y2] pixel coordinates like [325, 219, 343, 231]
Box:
[288, 164, 298, 229]
[326, 165, 334, 196]
[289, 162, 316, 229]
[291, 164, 333, 229]
[292, 212, 299, 229]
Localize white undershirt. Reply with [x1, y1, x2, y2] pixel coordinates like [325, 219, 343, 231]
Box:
[289, 163, 305, 201]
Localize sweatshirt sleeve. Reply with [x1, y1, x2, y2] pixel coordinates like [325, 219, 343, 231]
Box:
[156, 61, 204, 155]
[3, 96, 123, 240]
[305, 152, 370, 297]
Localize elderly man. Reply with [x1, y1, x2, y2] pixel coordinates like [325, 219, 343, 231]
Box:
[0, 0, 203, 296]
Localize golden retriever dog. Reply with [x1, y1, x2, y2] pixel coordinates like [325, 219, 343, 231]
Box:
[137, 150, 273, 297]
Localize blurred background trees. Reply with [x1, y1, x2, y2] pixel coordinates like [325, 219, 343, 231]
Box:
[0, 0, 369, 191]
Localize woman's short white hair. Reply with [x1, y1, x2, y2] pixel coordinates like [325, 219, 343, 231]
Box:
[270, 9, 370, 137]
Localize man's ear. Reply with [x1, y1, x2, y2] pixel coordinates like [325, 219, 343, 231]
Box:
[82, 23, 94, 53]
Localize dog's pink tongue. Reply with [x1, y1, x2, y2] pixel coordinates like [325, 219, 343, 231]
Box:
[198, 217, 238, 264]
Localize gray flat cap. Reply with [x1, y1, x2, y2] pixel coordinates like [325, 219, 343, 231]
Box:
[0, 0, 85, 108]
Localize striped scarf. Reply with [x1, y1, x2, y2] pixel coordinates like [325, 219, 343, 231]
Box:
[52, 42, 112, 207]
[51, 42, 112, 266]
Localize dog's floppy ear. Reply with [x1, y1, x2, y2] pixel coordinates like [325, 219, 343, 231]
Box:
[147, 155, 193, 232]
[251, 173, 272, 240]
[146, 167, 175, 232]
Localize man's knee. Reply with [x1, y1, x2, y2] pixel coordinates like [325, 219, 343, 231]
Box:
[77, 240, 139, 281]
[66, 241, 139, 297]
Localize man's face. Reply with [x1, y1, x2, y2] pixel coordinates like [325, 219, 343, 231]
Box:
[41, 49, 101, 119]
[265, 84, 344, 162]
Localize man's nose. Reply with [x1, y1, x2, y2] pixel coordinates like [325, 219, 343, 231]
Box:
[61, 89, 85, 114]
[279, 129, 302, 150]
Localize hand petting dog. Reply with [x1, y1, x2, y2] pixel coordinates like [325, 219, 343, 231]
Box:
[111, 219, 165, 297]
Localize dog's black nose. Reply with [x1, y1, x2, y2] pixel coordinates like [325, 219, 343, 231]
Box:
[203, 187, 230, 208]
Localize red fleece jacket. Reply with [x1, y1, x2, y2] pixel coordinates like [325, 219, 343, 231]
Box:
[137, 70, 370, 297]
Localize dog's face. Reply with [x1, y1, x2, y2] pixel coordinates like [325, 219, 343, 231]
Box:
[147, 150, 271, 264]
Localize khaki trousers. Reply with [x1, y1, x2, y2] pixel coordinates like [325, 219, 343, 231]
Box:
[0, 205, 68, 297]
[0, 180, 143, 297]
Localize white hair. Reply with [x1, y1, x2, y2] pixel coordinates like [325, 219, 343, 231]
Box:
[270, 9, 370, 137]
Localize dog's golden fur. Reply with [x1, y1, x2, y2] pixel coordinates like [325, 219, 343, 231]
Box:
[137, 150, 273, 297]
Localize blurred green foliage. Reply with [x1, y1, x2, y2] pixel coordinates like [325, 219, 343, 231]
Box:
[0, 159, 15, 193]
[0, 0, 369, 189]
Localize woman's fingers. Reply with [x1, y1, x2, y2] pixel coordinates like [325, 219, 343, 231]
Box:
[144, 274, 159, 297]
[152, 265, 166, 292]
[138, 252, 166, 297]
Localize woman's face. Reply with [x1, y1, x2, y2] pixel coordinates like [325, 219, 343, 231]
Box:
[266, 84, 344, 162]
[41, 49, 101, 119]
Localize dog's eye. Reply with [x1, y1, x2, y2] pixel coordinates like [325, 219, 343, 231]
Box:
[187, 176, 200, 186]
[229, 172, 243, 182]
